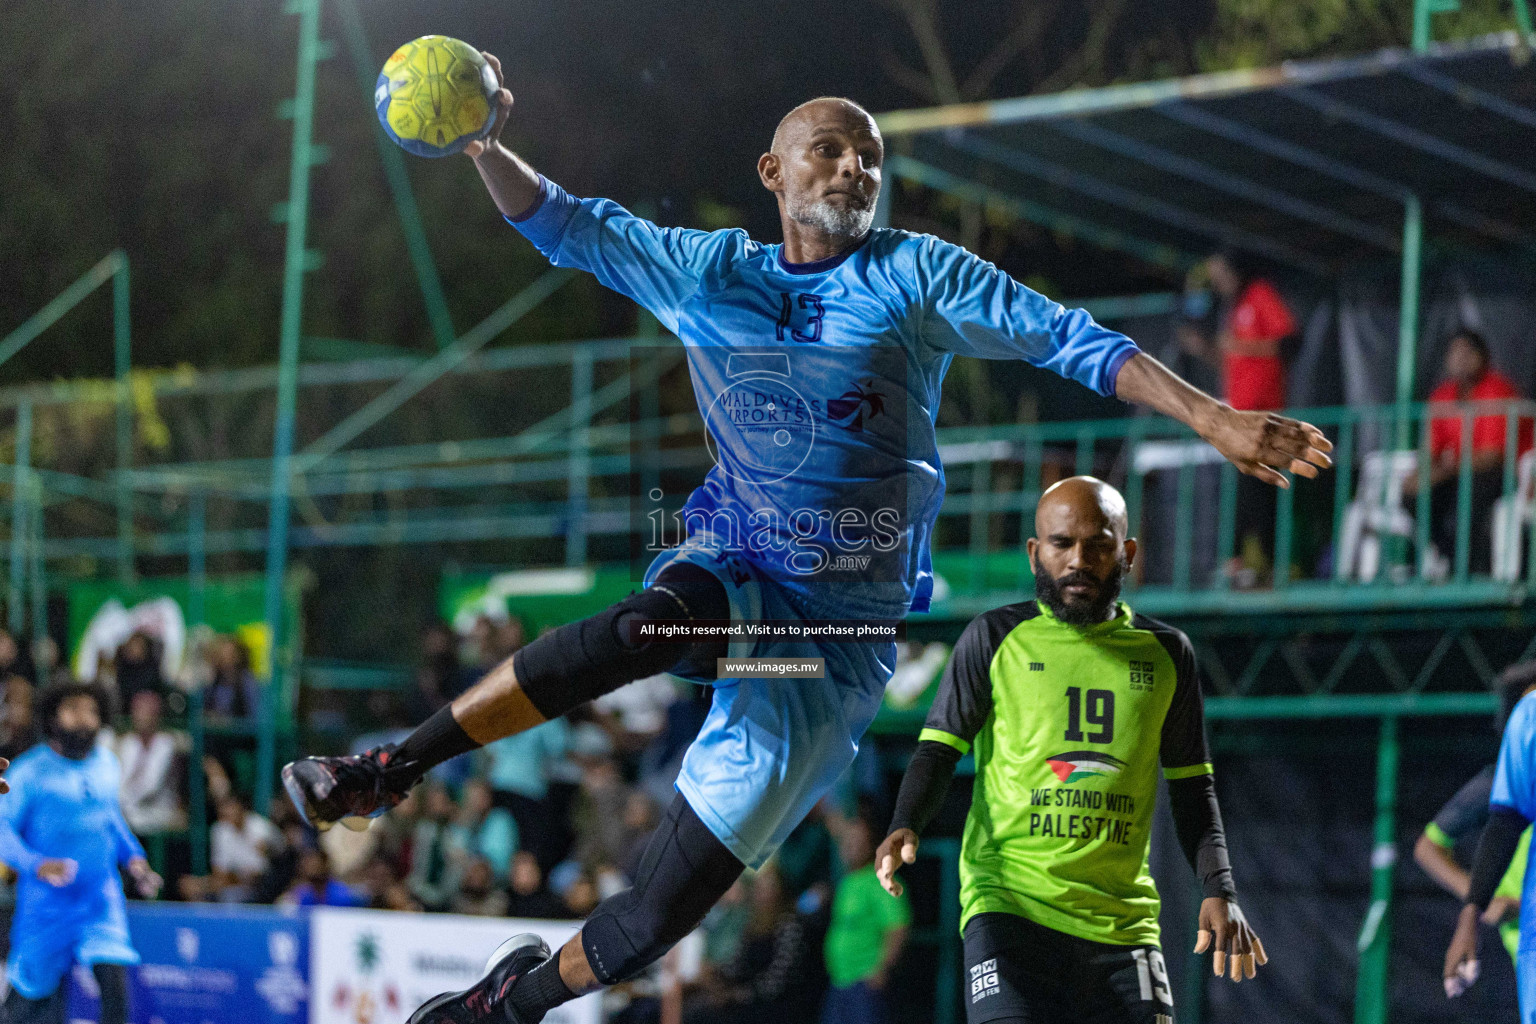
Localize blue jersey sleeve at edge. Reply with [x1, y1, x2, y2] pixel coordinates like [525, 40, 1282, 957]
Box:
[911, 234, 1140, 397]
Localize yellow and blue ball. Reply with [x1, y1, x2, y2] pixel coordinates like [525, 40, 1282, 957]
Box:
[374, 35, 497, 158]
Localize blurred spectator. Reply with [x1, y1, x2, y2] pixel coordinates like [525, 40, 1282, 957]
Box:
[407, 622, 464, 722]
[819, 812, 909, 1024]
[483, 717, 572, 871]
[360, 855, 422, 912]
[407, 781, 461, 911]
[208, 793, 282, 902]
[205, 635, 260, 720]
[637, 687, 712, 809]
[115, 689, 182, 835]
[449, 778, 518, 882]
[570, 756, 634, 869]
[684, 864, 815, 1024]
[0, 675, 38, 760]
[561, 867, 601, 919]
[465, 614, 501, 680]
[0, 627, 35, 684]
[450, 856, 510, 917]
[493, 617, 526, 663]
[253, 801, 313, 903]
[114, 631, 165, 707]
[505, 850, 566, 919]
[1406, 329, 1535, 575]
[281, 848, 365, 908]
[619, 791, 659, 882]
[593, 673, 679, 755]
[1180, 251, 1297, 583]
[1179, 250, 1295, 413]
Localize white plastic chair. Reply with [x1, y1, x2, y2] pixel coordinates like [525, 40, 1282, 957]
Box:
[1492, 450, 1536, 582]
[1337, 451, 1421, 583]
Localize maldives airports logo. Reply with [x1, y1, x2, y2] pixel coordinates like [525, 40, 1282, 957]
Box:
[628, 344, 912, 585]
[1045, 750, 1128, 784]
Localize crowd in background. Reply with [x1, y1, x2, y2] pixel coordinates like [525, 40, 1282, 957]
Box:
[0, 617, 916, 1022]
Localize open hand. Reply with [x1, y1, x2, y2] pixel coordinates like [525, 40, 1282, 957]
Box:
[1194, 898, 1267, 982]
[875, 827, 919, 898]
[1200, 407, 1333, 489]
[464, 52, 514, 160]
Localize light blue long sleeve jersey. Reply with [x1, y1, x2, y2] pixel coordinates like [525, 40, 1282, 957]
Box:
[510, 177, 1141, 619]
[0, 742, 144, 998]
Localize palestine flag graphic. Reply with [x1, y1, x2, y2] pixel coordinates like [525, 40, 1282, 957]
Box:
[1046, 750, 1128, 784]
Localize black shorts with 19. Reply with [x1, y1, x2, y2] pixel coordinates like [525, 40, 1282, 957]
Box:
[963, 912, 1173, 1024]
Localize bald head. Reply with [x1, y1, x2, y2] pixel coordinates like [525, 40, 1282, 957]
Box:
[1035, 476, 1129, 541]
[771, 97, 878, 154]
[1028, 477, 1135, 626]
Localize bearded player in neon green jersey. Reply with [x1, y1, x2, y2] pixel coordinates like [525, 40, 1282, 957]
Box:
[876, 476, 1264, 1024]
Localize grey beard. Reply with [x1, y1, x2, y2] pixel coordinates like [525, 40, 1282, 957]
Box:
[787, 195, 875, 239]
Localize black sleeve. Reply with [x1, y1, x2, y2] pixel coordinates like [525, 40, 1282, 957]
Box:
[1467, 805, 1531, 910]
[889, 610, 1017, 838]
[1429, 765, 1495, 845]
[889, 740, 963, 836]
[1167, 774, 1236, 900]
[1156, 627, 1212, 776]
[920, 615, 1001, 754]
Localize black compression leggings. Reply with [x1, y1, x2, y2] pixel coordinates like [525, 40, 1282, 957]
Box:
[3, 964, 129, 1024]
[581, 793, 746, 985]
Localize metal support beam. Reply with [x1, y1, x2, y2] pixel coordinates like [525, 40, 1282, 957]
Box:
[886, 154, 1198, 271]
[334, 0, 457, 350]
[1354, 715, 1399, 1024]
[188, 489, 208, 875]
[1282, 87, 1536, 196]
[0, 251, 125, 371]
[260, 0, 324, 813]
[948, 132, 1330, 273]
[1156, 102, 1536, 251]
[114, 253, 133, 585]
[566, 347, 594, 566]
[1400, 63, 1536, 131]
[9, 403, 32, 636]
[1047, 119, 1400, 252]
[296, 269, 573, 467]
[1395, 196, 1424, 449]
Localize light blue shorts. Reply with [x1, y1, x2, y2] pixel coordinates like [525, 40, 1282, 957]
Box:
[7, 898, 139, 1000]
[644, 532, 897, 869]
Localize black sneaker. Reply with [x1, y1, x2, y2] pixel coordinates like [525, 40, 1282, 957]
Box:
[406, 933, 552, 1024]
[280, 746, 414, 831]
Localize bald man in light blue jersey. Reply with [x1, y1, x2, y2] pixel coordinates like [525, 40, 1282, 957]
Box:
[282, 69, 1333, 1024]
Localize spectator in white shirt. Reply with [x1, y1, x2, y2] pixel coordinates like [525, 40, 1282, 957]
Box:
[210, 793, 282, 902]
[116, 689, 182, 835]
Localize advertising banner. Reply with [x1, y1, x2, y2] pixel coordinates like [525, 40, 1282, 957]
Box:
[310, 907, 599, 1024]
[66, 903, 309, 1024]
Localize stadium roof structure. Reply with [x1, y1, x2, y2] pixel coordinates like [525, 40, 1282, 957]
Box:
[876, 31, 1536, 276]
[875, 31, 1536, 414]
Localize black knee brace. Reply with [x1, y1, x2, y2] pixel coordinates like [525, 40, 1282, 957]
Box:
[582, 794, 745, 984]
[512, 563, 729, 720]
[93, 963, 130, 1024]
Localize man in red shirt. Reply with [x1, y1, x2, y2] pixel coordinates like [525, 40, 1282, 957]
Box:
[1406, 330, 1534, 574]
[1180, 251, 1299, 583]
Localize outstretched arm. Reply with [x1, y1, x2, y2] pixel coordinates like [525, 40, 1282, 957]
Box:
[463, 55, 541, 219]
[1113, 352, 1332, 489]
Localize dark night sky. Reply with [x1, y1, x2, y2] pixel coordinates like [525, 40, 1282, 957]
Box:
[0, 0, 1203, 383]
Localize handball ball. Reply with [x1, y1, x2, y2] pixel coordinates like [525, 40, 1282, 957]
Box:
[375, 36, 497, 157]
